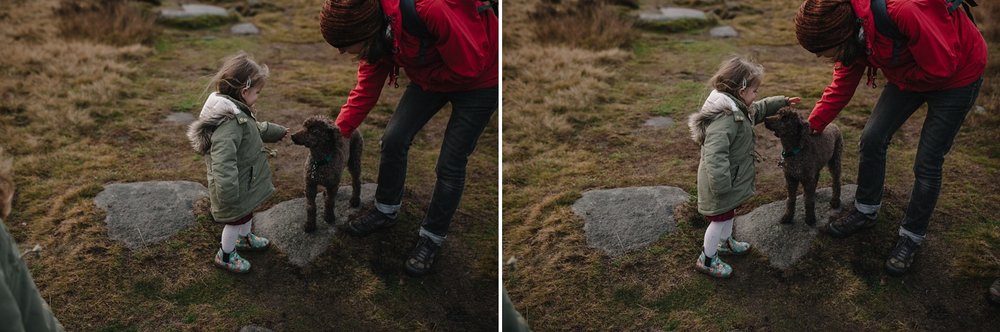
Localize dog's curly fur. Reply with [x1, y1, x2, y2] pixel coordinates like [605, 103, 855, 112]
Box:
[290, 116, 363, 233]
[763, 107, 843, 226]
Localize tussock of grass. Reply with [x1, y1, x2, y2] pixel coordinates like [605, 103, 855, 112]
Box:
[56, 0, 157, 46]
[533, 1, 636, 50]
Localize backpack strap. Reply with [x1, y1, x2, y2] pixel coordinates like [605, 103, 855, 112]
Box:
[946, 0, 977, 24]
[870, 0, 907, 65]
[400, 0, 433, 64]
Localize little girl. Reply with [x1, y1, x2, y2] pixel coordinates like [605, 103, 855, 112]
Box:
[187, 52, 288, 273]
[687, 56, 800, 278]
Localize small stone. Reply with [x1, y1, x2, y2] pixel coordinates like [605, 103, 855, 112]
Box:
[974, 105, 987, 114]
[644, 116, 675, 128]
[572, 186, 690, 256]
[231, 23, 260, 35]
[239, 326, 274, 332]
[165, 112, 195, 124]
[710, 25, 738, 38]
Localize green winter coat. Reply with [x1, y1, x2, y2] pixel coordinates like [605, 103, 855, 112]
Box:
[187, 93, 288, 223]
[0, 218, 64, 332]
[687, 90, 788, 216]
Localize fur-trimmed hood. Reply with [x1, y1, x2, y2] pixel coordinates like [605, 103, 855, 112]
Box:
[186, 92, 247, 155]
[687, 90, 747, 145]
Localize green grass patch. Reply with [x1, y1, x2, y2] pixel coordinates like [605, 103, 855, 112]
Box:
[653, 81, 707, 116]
[158, 15, 237, 30]
[637, 18, 716, 33]
[168, 273, 233, 306]
[649, 279, 712, 312]
[98, 322, 138, 332]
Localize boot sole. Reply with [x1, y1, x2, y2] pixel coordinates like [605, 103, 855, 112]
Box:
[405, 262, 432, 277]
[826, 220, 877, 239]
[345, 220, 397, 237]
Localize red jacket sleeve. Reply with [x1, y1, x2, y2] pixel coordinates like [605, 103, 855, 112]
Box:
[335, 59, 391, 138]
[808, 60, 865, 132]
[420, 0, 496, 86]
[893, 0, 960, 87]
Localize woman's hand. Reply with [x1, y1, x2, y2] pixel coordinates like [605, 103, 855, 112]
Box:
[787, 97, 801, 106]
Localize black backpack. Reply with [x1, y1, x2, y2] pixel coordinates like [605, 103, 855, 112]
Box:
[399, 0, 497, 64]
[870, 0, 977, 64]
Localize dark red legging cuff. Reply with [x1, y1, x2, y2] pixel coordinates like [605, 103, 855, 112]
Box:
[224, 212, 254, 226]
[705, 209, 735, 222]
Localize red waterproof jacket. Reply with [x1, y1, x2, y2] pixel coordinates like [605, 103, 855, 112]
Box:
[808, 0, 987, 132]
[334, 0, 499, 137]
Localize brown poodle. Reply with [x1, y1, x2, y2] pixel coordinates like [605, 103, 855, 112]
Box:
[763, 107, 843, 226]
[290, 116, 363, 233]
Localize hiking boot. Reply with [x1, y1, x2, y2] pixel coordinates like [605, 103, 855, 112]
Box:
[405, 236, 441, 277]
[826, 209, 877, 238]
[214, 249, 250, 274]
[235, 232, 270, 252]
[989, 279, 1000, 305]
[885, 236, 921, 276]
[345, 209, 397, 237]
[695, 251, 732, 278]
[717, 237, 751, 256]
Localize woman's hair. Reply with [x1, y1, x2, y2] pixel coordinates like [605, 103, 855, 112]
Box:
[709, 56, 765, 96]
[358, 19, 392, 63]
[795, 0, 864, 64]
[209, 52, 269, 104]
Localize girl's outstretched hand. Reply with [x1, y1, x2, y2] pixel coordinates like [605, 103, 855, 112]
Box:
[787, 97, 801, 106]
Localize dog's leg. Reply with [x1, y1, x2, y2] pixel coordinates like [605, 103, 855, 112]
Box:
[305, 180, 318, 233]
[803, 174, 818, 226]
[348, 133, 363, 208]
[781, 174, 798, 224]
[325, 173, 341, 225]
[829, 134, 844, 210]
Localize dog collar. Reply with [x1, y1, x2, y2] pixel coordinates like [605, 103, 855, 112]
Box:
[781, 147, 801, 158]
[312, 154, 334, 166]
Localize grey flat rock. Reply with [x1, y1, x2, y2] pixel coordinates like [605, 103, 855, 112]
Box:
[239, 326, 274, 332]
[231, 23, 260, 35]
[253, 183, 376, 267]
[710, 25, 738, 38]
[644, 116, 674, 128]
[734, 184, 857, 270]
[165, 112, 195, 124]
[94, 181, 207, 249]
[639, 7, 708, 22]
[974, 105, 987, 114]
[661, 7, 707, 20]
[573, 186, 690, 256]
[161, 4, 229, 19]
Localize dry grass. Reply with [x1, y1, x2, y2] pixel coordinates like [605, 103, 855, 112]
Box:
[504, 0, 1000, 330]
[533, 0, 636, 50]
[2, 0, 497, 330]
[56, 0, 157, 46]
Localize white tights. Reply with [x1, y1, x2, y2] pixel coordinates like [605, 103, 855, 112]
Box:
[221, 220, 252, 253]
[702, 219, 733, 257]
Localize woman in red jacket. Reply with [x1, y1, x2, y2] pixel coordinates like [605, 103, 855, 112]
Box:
[319, 0, 497, 276]
[795, 0, 985, 276]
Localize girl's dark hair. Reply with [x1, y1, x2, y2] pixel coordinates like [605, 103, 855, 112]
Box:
[209, 51, 269, 104]
[358, 17, 392, 63]
[709, 56, 765, 97]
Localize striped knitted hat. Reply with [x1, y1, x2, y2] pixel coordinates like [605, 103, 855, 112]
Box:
[794, 0, 857, 53]
[319, 0, 382, 48]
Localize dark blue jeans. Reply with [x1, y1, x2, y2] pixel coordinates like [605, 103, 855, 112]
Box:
[855, 78, 982, 238]
[375, 84, 498, 238]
